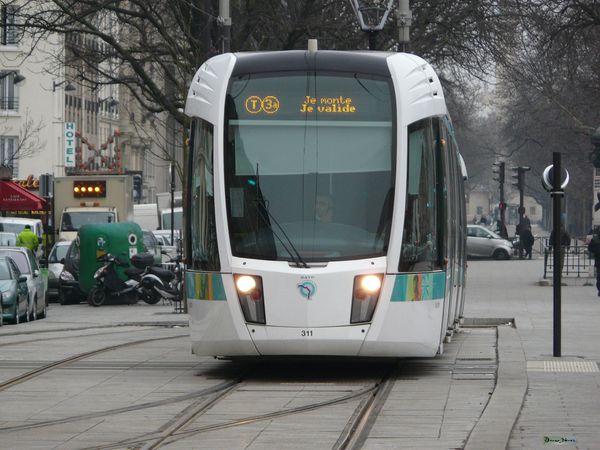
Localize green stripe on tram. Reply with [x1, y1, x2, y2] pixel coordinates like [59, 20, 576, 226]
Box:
[185, 272, 227, 301]
[390, 272, 446, 302]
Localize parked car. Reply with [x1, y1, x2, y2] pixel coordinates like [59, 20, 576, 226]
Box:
[466, 225, 513, 260]
[0, 247, 47, 320]
[0, 256, 29, 324]
[0, 232, 17, 246]
[58, 240, 84, 305]
[46, 240, 72, 302]
[152, 230, 179, 263]
[142, 230, 162, 266]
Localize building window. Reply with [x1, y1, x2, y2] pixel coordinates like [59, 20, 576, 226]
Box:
[1, 5, 18, 45]
[0, 136, 18, 177]
[476, 206, 484, 215]
[0, 72, 20, 111]
[529, 206, 536, 216]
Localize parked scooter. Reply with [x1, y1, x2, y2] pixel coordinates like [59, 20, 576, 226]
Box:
[152, 251, 183, 302]
[88, 254, 140, 307]
[129, 252, 181, 303]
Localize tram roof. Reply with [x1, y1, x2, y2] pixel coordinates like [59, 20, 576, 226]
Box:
[231, 50, 401, 77]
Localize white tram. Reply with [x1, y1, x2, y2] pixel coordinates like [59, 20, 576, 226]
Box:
[184, 49, 467, 357]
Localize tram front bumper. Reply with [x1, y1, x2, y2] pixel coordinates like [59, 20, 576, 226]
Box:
[247, 324, 371, 356]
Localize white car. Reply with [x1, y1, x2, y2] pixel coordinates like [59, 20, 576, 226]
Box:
[0, 247, 47, 320]
[152, 230, 179, 263]
[46, 240, 72, 301]
[0, 232, 17, 246]
[0, 217, 44, 257]
[467, 225, 513, 260]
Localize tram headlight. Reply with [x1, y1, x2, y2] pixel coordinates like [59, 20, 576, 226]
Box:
[351, 274, 383, 324]
[236, 275, 256, 294]
[234, 274, 265, 324]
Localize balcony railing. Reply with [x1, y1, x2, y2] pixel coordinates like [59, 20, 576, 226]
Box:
[0, 96, 19, 110]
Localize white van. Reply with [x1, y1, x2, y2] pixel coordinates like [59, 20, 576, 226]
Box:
[160, 206, 183, 231]
[134, 203, 159, 230]
[0, 217, 44, 256]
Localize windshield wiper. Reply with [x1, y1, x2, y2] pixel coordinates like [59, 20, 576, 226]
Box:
[253, 164, 309, 268]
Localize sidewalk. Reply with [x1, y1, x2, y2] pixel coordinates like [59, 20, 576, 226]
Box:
[463, 258, 600, 449]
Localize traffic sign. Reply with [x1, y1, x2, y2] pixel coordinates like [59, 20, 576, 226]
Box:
[542, 165, 569, 192]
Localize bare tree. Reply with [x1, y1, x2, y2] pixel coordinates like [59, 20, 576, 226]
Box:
[0, 108, 46, 173]
[495, 1, 600, 232]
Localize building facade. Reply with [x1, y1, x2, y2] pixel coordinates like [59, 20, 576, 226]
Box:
[0, 4, 175, 203]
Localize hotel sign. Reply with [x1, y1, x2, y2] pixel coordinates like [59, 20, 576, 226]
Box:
[65, 122, 76, 168]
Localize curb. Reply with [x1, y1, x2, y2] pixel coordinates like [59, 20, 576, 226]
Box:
[464, 326, 528, 450]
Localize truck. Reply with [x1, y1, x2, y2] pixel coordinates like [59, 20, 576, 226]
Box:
[133, 203, 159, 230]
[156, 191, 182, 230]
[53, 175, 134, 242]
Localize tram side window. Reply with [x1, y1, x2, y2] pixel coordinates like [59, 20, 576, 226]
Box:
[190, 118, 220, 271]
[399, 119, 440, 272]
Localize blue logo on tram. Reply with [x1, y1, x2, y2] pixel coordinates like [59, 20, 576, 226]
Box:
[297, 280, 317, 300]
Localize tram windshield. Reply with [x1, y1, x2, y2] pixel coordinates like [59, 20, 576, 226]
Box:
[225, 71, 395, 262]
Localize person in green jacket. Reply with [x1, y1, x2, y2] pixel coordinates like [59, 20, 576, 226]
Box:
[16, 225, 39, 253]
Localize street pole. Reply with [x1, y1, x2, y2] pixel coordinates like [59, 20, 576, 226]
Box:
[511, 166, 530, 256]
[518, 172, 525, 231]
[219, 0, 231, 53]
[368, 31, 378, 50]
[500, 177, 506, 237]
[397, 0, 412, 52]
[552, 152, 563, 357]
[170, 161, 175, 246]
[493, 162, 507, 238]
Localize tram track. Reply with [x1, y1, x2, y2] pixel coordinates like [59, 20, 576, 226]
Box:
[76, 363, 398, 450]
[333, 373, 396, 450]
[0, 378, 240, 434]
[81, 380, 382, 450]
[0, 325, 183, 348]
[0, 334, 187, 393]
[0, 321, 188, 341]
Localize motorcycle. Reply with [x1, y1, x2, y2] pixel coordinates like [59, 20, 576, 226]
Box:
[88, 254, 140, 307]
[129, 252, 181, 304]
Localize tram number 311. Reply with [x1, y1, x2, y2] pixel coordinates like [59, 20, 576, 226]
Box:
[301, 330, 313, 337]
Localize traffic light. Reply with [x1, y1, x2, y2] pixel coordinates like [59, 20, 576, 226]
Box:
[591, 127, 600, 168]
[493, 162, 505, 183]
[511, 166, 530, 190]
[511, 167, 523, 190]
[132, 174, 143, 201]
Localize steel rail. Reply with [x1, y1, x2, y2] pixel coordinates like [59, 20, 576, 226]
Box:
[0, 334, 186, 392]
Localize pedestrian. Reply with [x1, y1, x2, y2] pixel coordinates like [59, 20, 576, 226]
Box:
[520, 226, 535, 259]
[16, 224, 39, 253]
[549, 224, 571, 273]
[588, 226, 600, 296]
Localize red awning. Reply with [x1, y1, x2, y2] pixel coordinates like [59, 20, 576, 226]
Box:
[0, 180, 46, 211]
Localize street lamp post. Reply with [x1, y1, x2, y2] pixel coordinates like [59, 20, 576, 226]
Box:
[52, 80, 76, 92]
[349, 0, 396, 50]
